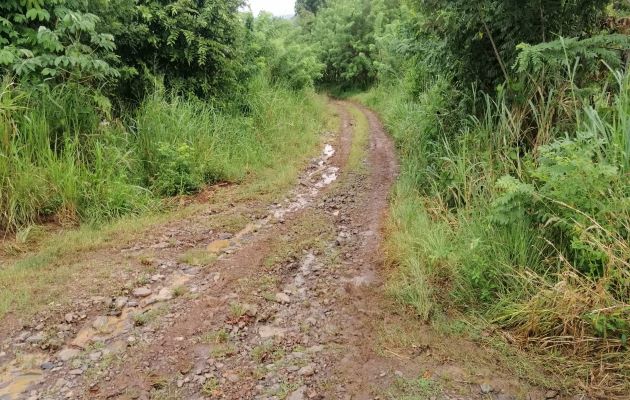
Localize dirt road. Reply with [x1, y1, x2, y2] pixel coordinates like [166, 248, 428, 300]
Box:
[0, 102, 550, 400]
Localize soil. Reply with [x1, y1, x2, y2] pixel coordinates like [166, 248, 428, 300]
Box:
[0, 102, 559, 400]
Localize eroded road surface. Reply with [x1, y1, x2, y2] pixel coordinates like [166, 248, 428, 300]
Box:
[1, 102, 549, 400]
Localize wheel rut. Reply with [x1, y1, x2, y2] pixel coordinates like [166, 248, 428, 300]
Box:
[0, 101, 399, 400]
[1, 102, 547, 400]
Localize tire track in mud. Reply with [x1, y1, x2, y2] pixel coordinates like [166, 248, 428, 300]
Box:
[1, 102, 550, 400]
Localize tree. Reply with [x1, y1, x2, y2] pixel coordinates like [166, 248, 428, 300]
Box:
[296, 0, 327, 15]
[410, 0, 611, 89]
[248, 13, 323, 89]
[92, 0, 246, 100]
[311, 0, 397, 88]
[0, 0, 119, 84]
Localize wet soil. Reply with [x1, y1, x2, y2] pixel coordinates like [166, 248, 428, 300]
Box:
[1, 101, 553, 400]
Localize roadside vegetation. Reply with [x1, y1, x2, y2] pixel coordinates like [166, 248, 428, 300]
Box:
[1, 0, 629, 397]
[297, 0, 630, 396]
[0, 0, 325, 234]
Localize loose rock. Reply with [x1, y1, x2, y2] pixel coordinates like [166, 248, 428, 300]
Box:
[132, 287, 152, 298]
[287, 386, 307, 400]
[275, 292, 291, 304]
[57, 348, 80, 362]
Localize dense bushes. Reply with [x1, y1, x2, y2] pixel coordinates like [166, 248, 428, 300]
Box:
[310, 0, 399, 88]
[0, 2, 327, 232]
[93, 0, 247, 100]
[408, 0, 611, 89]
[0, 0, 119, 82]
[0, 77, 325, 231]
[361, 68, 629, 395]
[247, 13, 323, 90]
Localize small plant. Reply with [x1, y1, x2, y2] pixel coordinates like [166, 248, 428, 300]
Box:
[251, 341, 285, 364]
[209, 343, 237, 359]
[201, 377, 220, 397]
[202, 328, 230, 345]
[150, 142, 205, 196]
[172, 286, 188, 298]
[133, 306, 166, 327]
[178, 248, 217, 267]
[229, 302, 246, 319]
[385, 375, 441, 399]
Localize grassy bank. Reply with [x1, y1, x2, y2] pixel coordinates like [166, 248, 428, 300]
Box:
[0, 77, 337, 318]
[356, 70, 630, 396]
[0, 77, 325, 233]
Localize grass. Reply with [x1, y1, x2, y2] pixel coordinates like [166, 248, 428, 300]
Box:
[209, 343, 238, 359]
[150, 382, 182, 400]
[384, 376, 441, 400]
[178, 248, 218, 267]
[201, 377, 220, 397]
[357, 68, 630, 397]
[251, 341, 285, 364]
[201, 328, 230, 345]
[346, 104, 370, 172]
[133, 305, 168, 327]
[229, 302, 247, 319]
[0, 85, 335, 322]
[0, 77, 329, 232]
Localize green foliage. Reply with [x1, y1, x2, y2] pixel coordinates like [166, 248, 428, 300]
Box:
[515, 34, 630, 90]
[296, 0, 327, 15]
[150, 143, 205, 196]
[311, 0, 398, 88]
[248, 13, 323, 89]
[493, 133, 623, 276]
[0, 0, 119, 82]
[93, 0, 246, 99]
[0, 76, 326, 232]
[409, 0, 611, 89]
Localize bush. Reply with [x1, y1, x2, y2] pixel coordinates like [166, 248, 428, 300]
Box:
[150, 143, 204, 196]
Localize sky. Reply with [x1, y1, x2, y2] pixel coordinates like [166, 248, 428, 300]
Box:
[246, 0, 296, 16]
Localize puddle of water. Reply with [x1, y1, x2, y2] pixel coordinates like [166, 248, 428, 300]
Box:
[323, 144, 335, 160]
[0, 354, 45, 400]
[344, 271, 377, 287]
[316, 167, 339, 188]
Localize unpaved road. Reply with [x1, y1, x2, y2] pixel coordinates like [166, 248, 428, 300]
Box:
[1, 102, 550, 400]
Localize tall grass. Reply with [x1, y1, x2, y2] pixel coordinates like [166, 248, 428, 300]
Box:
[359, 69, 630, 396]
[0, 76, 325, 233]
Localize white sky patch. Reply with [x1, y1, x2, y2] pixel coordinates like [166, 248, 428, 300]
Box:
[245, 0, 296, 16]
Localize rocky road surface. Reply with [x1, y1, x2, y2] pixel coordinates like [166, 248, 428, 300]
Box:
[1, 102, 555, 400]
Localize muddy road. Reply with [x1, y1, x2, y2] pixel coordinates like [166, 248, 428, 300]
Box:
[1, 102, 550, 400]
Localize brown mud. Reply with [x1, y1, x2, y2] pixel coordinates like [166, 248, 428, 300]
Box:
[1, 102, 555, 400]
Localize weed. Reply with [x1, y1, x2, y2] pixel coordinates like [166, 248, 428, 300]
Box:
[133, 306, 167, 327]
[346, 105, 370, 173]
[385, 375, 441, 400]
[178, 248, 217, 267]
[172, 286, 188, 298]
[209, 343, 237, 359]
[251, 341, 285, 364]
[202, 328, 230, 344]
[150, 382, 182, 400]
[201, 377, 220, 396]
[229, 302, 246, 319]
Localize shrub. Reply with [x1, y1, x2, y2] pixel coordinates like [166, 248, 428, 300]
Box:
[149, 142, 204, 196]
